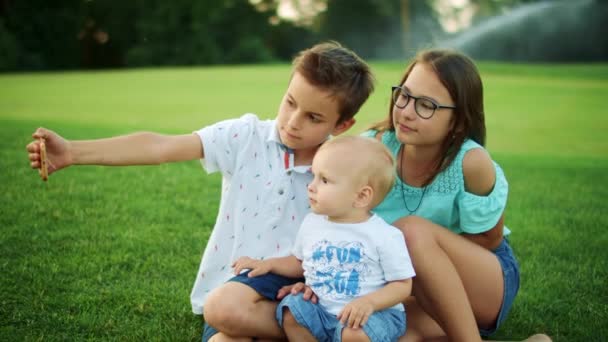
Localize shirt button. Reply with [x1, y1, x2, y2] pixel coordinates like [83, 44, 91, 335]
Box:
[278, 189, 284, 195]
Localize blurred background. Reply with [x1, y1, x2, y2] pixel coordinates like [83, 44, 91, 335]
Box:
[1, 0, 606, 72]
[2, 1, 607, 341]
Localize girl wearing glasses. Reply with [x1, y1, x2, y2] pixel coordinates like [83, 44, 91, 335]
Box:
[363, 50, 549, 341]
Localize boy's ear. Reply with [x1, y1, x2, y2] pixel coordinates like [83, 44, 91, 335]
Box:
[332, 118, 355, 136]
[353, 185, 373, 209]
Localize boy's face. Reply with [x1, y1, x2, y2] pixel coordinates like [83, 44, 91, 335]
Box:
[307, 146, 363, 222]
[276, 72, 354, 153]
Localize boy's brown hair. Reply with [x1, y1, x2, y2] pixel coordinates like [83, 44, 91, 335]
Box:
[293, 41, 375, 124]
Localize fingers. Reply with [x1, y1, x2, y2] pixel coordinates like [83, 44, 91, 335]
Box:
[29, 152, 41, 167]
[359, 315, 369, 328]
[248, 268, 262, 277]
[232, 259, 243, 275]
[233, 264, 243, 275]
[276, 285, 293, 300]
[232, 257, 257, 275]
[350, 312, 363, 329]
[32, 127, 49, 140]
[26, 134, 42, 170]
[310, 292, 318, 304]
[290, 282, 305, 295]
[303, 286, 315, 301]
[339, 306, 368, 329]
[338, 308, 348, 325]
[26, 140, 40, 153]
[344, 310, 360, 329]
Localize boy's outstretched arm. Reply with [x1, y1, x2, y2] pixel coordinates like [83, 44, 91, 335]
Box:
[338, 278, 412, 329]
[232, 255, 303, 278]
[26, 127, 204, 177]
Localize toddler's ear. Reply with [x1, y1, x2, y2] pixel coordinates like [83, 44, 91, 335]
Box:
[353, 185, 373, 209]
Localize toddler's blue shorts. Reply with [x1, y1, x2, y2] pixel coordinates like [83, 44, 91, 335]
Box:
[276, 292, 406, 342]
[202, 271, 304, 341]
[479, 238, 520, 336]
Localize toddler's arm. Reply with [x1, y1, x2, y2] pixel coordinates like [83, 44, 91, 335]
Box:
[338, 278, 412, 328]
[26, 127, 203, 177]
[232, 255, 303, 279]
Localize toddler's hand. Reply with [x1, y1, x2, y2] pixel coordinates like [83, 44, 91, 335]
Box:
[26, 127, 72, 180]
[277, 282, 318, 304]
[231, 256, 271, 277]
[337, 297, 374, 329]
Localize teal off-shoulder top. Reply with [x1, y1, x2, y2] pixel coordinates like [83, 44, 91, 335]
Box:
[362, 130, 510, 235]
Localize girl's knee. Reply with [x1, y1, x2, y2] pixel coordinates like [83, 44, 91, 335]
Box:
[393, 216, 435, 251]
[341, 327, 370, 342]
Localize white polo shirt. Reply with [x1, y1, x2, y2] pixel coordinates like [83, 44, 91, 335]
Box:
[190, 113, 313, 314]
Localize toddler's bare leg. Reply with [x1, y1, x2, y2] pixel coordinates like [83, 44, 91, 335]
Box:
[281, 309, 316, 342]
[341, 327, 371, 342]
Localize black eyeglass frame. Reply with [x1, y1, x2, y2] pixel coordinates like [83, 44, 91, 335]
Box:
[391, 86, 456, 119]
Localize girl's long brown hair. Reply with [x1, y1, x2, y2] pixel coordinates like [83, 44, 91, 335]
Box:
[370, 49, 486, 186]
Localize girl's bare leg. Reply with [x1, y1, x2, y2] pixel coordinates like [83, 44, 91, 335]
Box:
[395, 217, 551, 342]
[394, 216, 505, 342]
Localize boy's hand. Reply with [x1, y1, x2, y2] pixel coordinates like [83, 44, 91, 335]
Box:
[277, 282, 318, 304]
[231, 256, 272, 277]
[26, 128, 72, 179]
[337, 297, 374, 329]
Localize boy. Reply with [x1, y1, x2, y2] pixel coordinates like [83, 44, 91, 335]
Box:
[25, 42, 374, 341]
[232, 136, 415, 341]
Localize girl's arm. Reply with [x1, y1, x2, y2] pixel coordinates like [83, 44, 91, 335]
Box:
[461, 148, 504, 250]
[232, 255, 303, 279]
[463, 215, 504, 250]
[27, 127, 204, 176]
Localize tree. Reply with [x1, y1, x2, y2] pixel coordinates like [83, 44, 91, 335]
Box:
[315, 0, 442, 59]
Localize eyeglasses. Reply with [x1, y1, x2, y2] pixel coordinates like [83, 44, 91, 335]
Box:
[392, 86, 456, 119]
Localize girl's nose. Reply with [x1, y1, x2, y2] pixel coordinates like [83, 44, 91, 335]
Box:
[396, 99, 417, 121]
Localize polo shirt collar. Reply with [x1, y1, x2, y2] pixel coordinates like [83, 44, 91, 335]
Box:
[268, 121, 310, 174]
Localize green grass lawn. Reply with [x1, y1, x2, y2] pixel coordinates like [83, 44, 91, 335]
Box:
[1, 62, 607, 341]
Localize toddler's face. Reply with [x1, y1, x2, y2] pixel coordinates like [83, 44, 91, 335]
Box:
[307, 147, 362, 222]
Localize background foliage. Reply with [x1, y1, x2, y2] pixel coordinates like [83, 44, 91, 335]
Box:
[1, 0, 606, 71]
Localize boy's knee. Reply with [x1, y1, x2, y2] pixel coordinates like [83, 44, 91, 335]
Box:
[204, 288, 249, 333]
[341, 327, 370, 342]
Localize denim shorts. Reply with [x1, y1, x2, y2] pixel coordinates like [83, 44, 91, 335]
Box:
[202, 271, 304, 341]
[479, 238, 520, 337]
[276, 293, 406, 342]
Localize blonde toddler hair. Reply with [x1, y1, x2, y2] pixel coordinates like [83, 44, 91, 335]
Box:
[319, 136, 395, 208]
